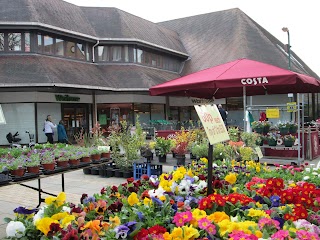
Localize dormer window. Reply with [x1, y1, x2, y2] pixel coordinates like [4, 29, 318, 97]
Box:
[0, 33, 4, 51]
[8, 33, 21, 51]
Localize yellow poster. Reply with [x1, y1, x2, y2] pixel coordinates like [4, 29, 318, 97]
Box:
[194, 105, 229, 145]
[266, 108, 280, 118]
[287, 102, 297, 112]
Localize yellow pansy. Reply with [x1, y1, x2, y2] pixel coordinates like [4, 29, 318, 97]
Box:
[51, 212, 68, 221]
[128, 192, 139, 206]
[35, 217, 60, 236]
[45, 192, 66, 207]
[109, 216, 120, 227]
[255, 202, 263, 208]
[225, 173, 237, 185]
[159, 195, 166, 202]
[200, 157, 208, 164]
[61, 215, 75, 227]
[143, 197, 151, 206]
[183, 225, 200, 239]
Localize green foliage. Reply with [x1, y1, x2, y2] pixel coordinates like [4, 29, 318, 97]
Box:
[228, 127, 239, 142]
[240, 132, 259, 147]
[213, 143, 226, 160]
[239, 146, 256, 161]
[191, 138, 209, 158]
[155, 137, 173, 156]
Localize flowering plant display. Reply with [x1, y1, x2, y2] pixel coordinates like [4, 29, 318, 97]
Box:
[172, 128, 195, 155]
[283, 134, 296, 142]
[40, 150, 55, 164]
[266, 131, 279, 141]
[5, 155, 26, 170]
[24, 150, 41, 167]
[4, 157, 320, 239]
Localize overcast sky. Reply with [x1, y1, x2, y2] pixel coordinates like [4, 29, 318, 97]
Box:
[65, 0, 319, 77]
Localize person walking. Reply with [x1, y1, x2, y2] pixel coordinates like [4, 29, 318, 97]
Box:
[44, 115, 56, 144]
[218, 104, 228, 126]
[57, 120, 68, 143]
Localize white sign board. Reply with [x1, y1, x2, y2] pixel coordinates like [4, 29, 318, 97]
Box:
[0, 105, 6, 125]
[194, 105, 229, 145]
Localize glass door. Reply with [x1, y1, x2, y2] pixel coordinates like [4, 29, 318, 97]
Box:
[62, 104, 89, 143]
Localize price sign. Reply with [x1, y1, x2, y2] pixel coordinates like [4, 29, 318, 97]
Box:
[195, 105, 229, 145]
[255, 147, 263, 159]
[287, 102, 297, 112]
[266, 108, 280, 118]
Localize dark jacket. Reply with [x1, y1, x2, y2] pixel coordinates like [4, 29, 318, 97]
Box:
[57, 124, 68, 142]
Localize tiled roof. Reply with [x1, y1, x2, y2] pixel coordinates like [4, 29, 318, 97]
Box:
[0, 0, 187, 55]
[0, 55, 180, 90]
[159, 8, 319, 79]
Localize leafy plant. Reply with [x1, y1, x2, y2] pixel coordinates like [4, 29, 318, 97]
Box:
[213, 143, 226, 160]
[155, 137, 172, 156]
[228, 127, 239, 142]
[239, 146, 256, 161]
[24, 151, 41, 167]
[240, 132, 259, 147]
[40, 150, 55, 164]
[6, 156, 26, 170]
[283, 134, 296, 142]
[191, 139, 209, 158]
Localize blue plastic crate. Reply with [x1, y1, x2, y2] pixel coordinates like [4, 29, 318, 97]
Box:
[133, 163, 163, 180]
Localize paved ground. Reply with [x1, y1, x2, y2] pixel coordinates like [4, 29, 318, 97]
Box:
[0, 156, 319, 239]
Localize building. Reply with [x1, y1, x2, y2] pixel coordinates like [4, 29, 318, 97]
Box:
[0, 0, 318, 145]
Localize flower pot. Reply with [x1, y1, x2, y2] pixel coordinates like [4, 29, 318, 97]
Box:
[81, 156, 92, 163]
[123, 170, 133, 178]
[172, 151, 176, 158]
[99, 167, 106, 177]
[27, 166, 40, 174]
[42, 163, 55, 171]
[91, 167, 99, 175]
[176, 154, 186, 166]
[83, 168, 91, 175]
[0, 171, 10, 185]
[57, 161, 69, 168]
[106, 168, 114, 177]
[10, 168, 26, 177]
[263, 125, 270, 134]
[253, 126, 264, 134]
[158, 154, 167, 163]
[190, 152, 197, 159]
[284, 140, 294, 147]
[114, 169, 123, 178]
[267, 139, 277, 146]
[289, 126, 298, 134]
[69, 159, 80, 166]
[101, 152, 111, 159]
[91, 154, 101, 162]
[279, 127, 289, 135]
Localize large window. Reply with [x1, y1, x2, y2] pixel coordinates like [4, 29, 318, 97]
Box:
[98, 46, 109, 61]
[37, 34, 42, 52]
[43, 35, 54, 54]
[112, 46, 122, 61]
[56, 38, 64, 56]
[25, 32, 31, 52]
[76, 43, 85, 60]
[0, 33, 4, 51]
[8, 33, 21, 51]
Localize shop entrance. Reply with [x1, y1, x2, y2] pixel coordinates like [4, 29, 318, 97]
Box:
[61, 104, 89, 143]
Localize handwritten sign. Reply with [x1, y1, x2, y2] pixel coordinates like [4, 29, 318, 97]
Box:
[287, 102, 297, 112]
[255, 147, 263, 159]
[0, 105, 6, 125]
[266, 108, 280, 118]
[194, 105, 229, 145]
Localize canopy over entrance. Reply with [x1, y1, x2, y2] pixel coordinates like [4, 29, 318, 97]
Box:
[149, 58, 320, 99]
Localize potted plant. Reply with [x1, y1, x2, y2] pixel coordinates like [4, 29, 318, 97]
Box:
[251, 121, 264, 134]
[191, 139, 209, 159]
[255, 134, 264, 146]
[155, 137, 172, 162]
[90, 148, 101, 162]
[283, 134, 296, 147]
[40, 150, 55, 171]
[266, 132, 279, 146]
[78, 148, 91, 163]
[6, 155, 26, 177]
[0, 157, 10, 184]
[228, 127, 239, 142]
[25, 151, 41, 174]
[99, 146, 111, 159]
[262, 121, 271, 134]
[173, 142, 188, 166]
[288, 122, 298, 134]
[277, 122, 290, 135]
[240, 132, 259, 147]
[213, 143, 226, 160]
[56, 155, 70, 168]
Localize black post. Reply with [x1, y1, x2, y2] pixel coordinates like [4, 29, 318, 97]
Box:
[207, 143, 213, 195]
[61, 173, 65, 192]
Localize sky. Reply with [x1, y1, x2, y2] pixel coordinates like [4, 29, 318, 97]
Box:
[64, 0, 319, 77]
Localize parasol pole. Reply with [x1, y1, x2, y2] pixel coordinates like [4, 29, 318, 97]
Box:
[207, 143, 213, 195]
[243, 86, 246, 131]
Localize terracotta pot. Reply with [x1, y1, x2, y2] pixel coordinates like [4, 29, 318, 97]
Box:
[27, 166, 40, 174]
[91, 154, 101, 161]
[57, 161, 69, 167]
[10, 168, 26, 177]
[69, 159, 80, 166]
[81, 156, 92, 163]
[101, 152, 111, 159]
[42, 163, 55, 171]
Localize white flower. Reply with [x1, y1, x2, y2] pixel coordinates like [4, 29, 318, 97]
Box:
[193, 176, 199, 181]
[230, 216, 239, 222]
[62, 206, 71, 213]
[33, 206, 45, 224]
[178, 179, 191, 194]
[193, 180, 207, 192]
[6, 221, 25, 238]
[148, 186, 165, 198]
[303, 176, 310, 180]
[312, 172, 318, 175]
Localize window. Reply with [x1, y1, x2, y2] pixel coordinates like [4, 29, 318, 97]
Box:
[86, 43, 90, 61]
[66, 41, 75, 58]
[43, 35, 54, 54]
[124, 45, 129, 62]
[0, 33, 4, 51]
[56, 38, 64, 56]
[25, 32, 30, 52]
[76, 43, 85, 60]
[137, 49, 143, 63]
[8, 33, 21, 51]
[98, 46, 109, 61]
[37, 34, 42, 52]
[112, 46, 122, 61]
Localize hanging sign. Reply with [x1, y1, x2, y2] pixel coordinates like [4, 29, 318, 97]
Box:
[0, 105, 6, 125]
[255, 146, 263, 159]
[266, 108, 280, 118]
[195, 105, 229, 145]
[287, 102, 297, 112]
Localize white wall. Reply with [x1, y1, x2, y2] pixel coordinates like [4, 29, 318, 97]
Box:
[37, 103, 61, 143]
[0, 103, 35, 145]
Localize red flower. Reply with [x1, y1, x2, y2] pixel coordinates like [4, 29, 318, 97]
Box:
[148, 225, 167, 235]
[111, 186, 118, 192]
[48, 223, 62, 237]
[127, 177, 134, 183]
[134, 228, 148, 240]
[100, 187, 106, 194]
[141, 174, 149, 181]
[198, 197, 212, 210]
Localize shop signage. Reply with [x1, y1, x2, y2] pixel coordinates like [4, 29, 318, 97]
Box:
[191, 98, 215, 105]
[195, 104, 229, 145]
[241, 77, 268, 85]
[255, 147, 263, 159]
[287, 102, 297, 112]
[0, 104, 6, 125]
[266, 108, 280, 118]
[55, 94, 80, 102]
